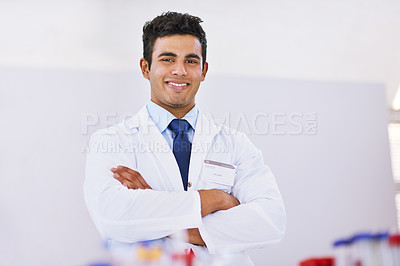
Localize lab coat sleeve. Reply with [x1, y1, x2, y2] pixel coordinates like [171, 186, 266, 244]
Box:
[83, 130, 202, 242]
[198, 132, 287, 254]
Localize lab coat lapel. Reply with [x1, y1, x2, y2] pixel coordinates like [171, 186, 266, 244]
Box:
[135, 106, 184, 191]
[189, 110, 221, 189]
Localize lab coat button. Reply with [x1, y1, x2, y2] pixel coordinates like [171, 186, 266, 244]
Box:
[187, 182, 192, 188]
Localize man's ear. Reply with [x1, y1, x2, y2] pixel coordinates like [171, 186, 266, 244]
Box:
[140, 58, 150, 79]
[201, 62, 208, 82]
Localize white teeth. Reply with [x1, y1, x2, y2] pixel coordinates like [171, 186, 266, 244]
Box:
[168, 82, 187, 87]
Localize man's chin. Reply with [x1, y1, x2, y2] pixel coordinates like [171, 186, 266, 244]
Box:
[167, 98, 190, 108]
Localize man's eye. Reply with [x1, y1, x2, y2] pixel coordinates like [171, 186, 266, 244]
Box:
[187, 60, 198, 64]
[162, 58, 173, 62]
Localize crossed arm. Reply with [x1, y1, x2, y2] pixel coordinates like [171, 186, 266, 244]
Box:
[111, 165, 240, 246]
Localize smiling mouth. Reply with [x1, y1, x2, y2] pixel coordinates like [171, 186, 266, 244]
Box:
[165, 81, 190, 90]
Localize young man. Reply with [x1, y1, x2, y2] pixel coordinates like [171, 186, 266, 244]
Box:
[84, 12, 286, 265]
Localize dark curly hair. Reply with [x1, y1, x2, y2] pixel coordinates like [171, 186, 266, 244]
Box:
[142, 11, 207, 70]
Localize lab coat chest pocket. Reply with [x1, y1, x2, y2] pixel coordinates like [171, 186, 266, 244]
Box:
[196, 160, 236, 193]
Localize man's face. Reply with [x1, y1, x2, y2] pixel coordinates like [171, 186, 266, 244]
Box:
[140, 34, 208, 114]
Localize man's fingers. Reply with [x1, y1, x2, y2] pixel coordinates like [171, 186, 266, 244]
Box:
[124, 168, 152, 189]
[135, 174, 152, 189]
[116, 169, 138, 183]
[113, 166, 152, 189]
[126, 179, 145, 189]
[117, 165, 130, 171]
[113, 174, 145, 189]
[111, 166, 130, 173]
[113, 170, 139, 188]
[117, 166, 141, 177]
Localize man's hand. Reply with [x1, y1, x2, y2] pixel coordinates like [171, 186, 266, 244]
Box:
[198, 190, 240, 217]
[111, 166, 152, 189]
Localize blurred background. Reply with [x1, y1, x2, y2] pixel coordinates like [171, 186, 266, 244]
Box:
[1, 0, 400, 265]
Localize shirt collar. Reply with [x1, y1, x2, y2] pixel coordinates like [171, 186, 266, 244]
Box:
[146, 100, 199, 133]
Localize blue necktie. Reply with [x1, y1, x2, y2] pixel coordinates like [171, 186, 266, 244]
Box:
[168, 119, 192, 191]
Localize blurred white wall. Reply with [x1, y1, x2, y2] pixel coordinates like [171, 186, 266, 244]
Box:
[0, 0, 399, 105]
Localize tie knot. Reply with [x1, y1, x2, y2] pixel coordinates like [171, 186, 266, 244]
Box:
[168, 119, 191, 134]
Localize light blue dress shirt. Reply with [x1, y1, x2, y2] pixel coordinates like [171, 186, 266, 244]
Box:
[146, 101, 198, 149]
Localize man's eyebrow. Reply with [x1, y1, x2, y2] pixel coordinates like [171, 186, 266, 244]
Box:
[158, 52, 177, 58]
[185, 53, 201, 60]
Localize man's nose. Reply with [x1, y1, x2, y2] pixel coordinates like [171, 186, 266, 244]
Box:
[171, 62, 187, 76]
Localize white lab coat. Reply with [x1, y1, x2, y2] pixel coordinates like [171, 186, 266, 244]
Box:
[84, 106, 286, 265]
